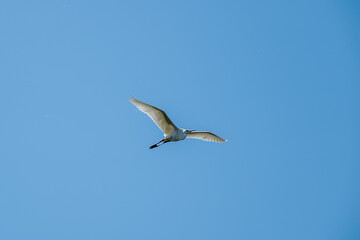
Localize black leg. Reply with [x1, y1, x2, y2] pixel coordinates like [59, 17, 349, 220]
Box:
[149, 139, 164, 149]
[149, 143, 158, 149]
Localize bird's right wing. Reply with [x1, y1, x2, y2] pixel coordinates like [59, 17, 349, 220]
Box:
[129, 97, 177, 135]
[186, 131, 226, 143]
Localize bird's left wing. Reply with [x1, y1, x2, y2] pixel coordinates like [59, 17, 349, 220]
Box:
[129, 97, 177, 135]
[186, 131, 226, 143]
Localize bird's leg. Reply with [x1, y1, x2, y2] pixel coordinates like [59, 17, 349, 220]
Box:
[149, 139, 165, 149]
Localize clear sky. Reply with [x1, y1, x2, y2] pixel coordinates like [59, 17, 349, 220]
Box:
[1, 1, 359, 239]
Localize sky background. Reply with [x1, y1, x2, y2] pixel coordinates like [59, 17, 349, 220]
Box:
[0, 0, 359, 239]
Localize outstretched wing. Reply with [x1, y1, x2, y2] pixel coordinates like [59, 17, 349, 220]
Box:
[129, 97, 177, 135]
[186, 131, 226, 143]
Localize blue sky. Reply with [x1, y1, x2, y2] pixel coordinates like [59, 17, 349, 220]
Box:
[0, 1, 359, 239]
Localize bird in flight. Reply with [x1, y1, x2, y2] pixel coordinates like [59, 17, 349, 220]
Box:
[129, 97, 226, 149]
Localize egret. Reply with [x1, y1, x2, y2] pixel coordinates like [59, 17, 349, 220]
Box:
[129, 97, 227, 149]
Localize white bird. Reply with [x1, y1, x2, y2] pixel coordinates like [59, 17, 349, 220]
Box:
[129, 97, 226, 149]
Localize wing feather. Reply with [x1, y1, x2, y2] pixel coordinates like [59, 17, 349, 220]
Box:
[186, 131, 226, 143]
[129, 97, 177, 135]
